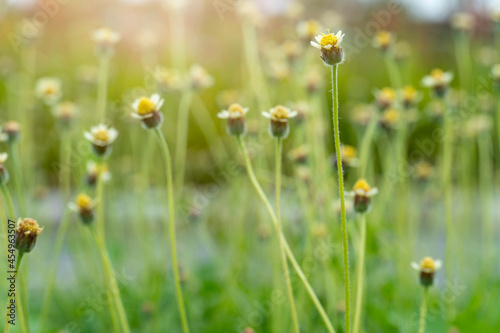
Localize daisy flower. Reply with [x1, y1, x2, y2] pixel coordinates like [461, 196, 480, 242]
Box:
[131, 93, 165, 129]
[84, 124, 118, 158]
[310, 30, 345, 66]
[218, 103, 249, 136]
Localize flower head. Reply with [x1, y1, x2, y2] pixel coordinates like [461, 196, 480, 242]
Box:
[348, 179, 378, 213]
[450, 12, 475, 31]
[15, 218, 43, 253]
[69, 193, 96, 224]
[218, 103, 249, 136]
[85, 161, 111, 187]
[91, 27, 121, 56]
[422, 69, 453, 98]
[189, 64, 214, 90]
[154, 67, 185, 92]
[131, 94, 165, 129]
[341, 145, 359, 168]
[297, 19, 322, 40]
[411, 257, 442, 287]
[400, 86, 421, 109]
[374, 87, 397, 110]
[492, 64, 500, 88]
[262, 105, 298, 138]
[0, 121, 21, 143]
[379, 108, 400, 129]
[288, 145, 308, 164]
[310, 30, 345, 66]
[413, 161, 434, 181]
[0, 152, 9, 185]
[35, 77, 62, 105]
[53, 101, 79, 126]
[372, 30, 394, 51]
[84, 124, 118, 158]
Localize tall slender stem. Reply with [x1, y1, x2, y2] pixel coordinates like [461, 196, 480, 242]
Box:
[441, 98, 453, 279]
[331, 64, 351, 332]
[275, 137, 300, 333]
[418, 288, 429, 333]
[154, 128, 190, 333]
[353, 214, 366, 333]
[97, 55, 110, 120]
[174, 90, 194, 192]
[89, 225, 129, 333]
[8, 142, 27, 216]
[358, 115, 379, 178]
[236, 136, 335, 333]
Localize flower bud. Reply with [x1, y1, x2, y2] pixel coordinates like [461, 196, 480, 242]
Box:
[84, 124, 118, 158]
[411, 257, 442, 287]
[492, 64, 500, 89]
[53, 101, 79, 127]
[349, 179, 378, 214]
[0, 153, 9, 185]
[2, 121, 21, 143]
[217, 103, 249, 136]
[262, 105, 298, 139]
[131, 94, 165, 129]
[400, 86, 421, 109]
[422, 69, 453, 98]
[91, 27, 121, 57]
[372, 30, 394, 52]
[374, 87, 396, 110]
[70, 194, 96, 225]
[310, 30, 345, 66]
[15, 218, 43, 253]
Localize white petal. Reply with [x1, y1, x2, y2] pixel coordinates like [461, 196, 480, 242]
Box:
[421, 76, 435, 87]
[288, 111, 298, 118]
[368, 188, 379, 196]
[131, 112, 145, 119]
[156, 98, 164, 110]
[323, 44, 332, 50]
[84, 132, 95, 142]
[434, 260, 442, 270]
[151, 93, 160, 104]
[262, 112, 271, 119]
[310, 41, 321, 49]
[217, 111, 229, 119]
[411, 262, 420, 270]
[132, 99, 140, 110]
[0, 152, 8, 163]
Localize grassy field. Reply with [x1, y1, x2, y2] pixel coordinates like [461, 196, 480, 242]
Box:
[1, 0, 500, 332]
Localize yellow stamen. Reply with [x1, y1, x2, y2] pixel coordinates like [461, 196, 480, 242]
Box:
[76, 194, 93, 210]
[431, 69, 444, 80]
[420, 257, 436, 271]
[320, 31, 338, 48]
[342, 146, 357, 160]
[137, 97, 156, 115]
[271, 105, 290, 119]
[353, 179, 371, 192]
[17, 218, 43, 236]
[228, 103, 245, 115]
[375, 31, 392, 47]
[94, 129, 110, 142]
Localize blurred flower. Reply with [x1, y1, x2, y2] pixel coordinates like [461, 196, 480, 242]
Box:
[84, 124, 118, 158]
[242, 328, 255, 333]
[477, 47, 497, 67]
[393, 41, 411, 61]
[351, 104, 377, 127]
[310, 30, 345, 66]
[341, 145, 359, 168]
[15, 218, 43, 253]
[189, 64, 214, 90]
[290, 100, 309, 123]
[297, 19, 322, 41]
[216, 90, 240, 109]
[218, 103, 249, 136]
[286, 0, 304, 20]
[282, 40, 302, 62]
[69, 193, 96, 224]
[131, 94, 165, 129]
[379, 108, 399, 129]
[334, 198, 353, 216]
[374, 87, 397, 110]
[262, 105, 298, 138]
[413, 161, 434, 181]
[400, 86, 421, 109]
[372, 30, 394, 51]
[86, 161, 111, 187]
[76, 65, 98, 85]
[492, 64, 500, 88]
[296, 166, 311, 185]
[0, 153, 9, 185]
[450, 12, 475, 31]
[411, 257, 442, 287]
[1, 121, 21, 143]
[312, 223, 328, 239]
[347, 179, 378, 214]
[236, 0, 265, 26]
[464, 115, 492, 138]
[35, 77, 62, 105]
[91, 27, 121, 56]
[288, 145, 308, 164]
[422, 69, 453, 98]
[426, 100, 445, 118]
[267, 60, 291, 82]
[154, 67, 185, 92]
[52, 101, 78, 126]
[305, 68, 323, 93]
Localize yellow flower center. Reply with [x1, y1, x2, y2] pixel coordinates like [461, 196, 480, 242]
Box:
[306, 20, 320, 36]
[228, 103, 245, 116]
[271, 105, 290, 119]
[17, 218, 43, 235]
[375, 31, 392, 46]
[76, 194, 93, 210]
[431, 69, 444, 80]
[45, 86, 55, 95]
[403, 86, 417, 100]
[320, 32, 338, 48]
[420, 257, 436, 271]
[94, 129, 110, 142]
[342, 146, 357, 160]
[383, 109, 399, 123]
[353, 179, 371, 192]
[137, 97, 156, 115]
[380, 88, 396, 101]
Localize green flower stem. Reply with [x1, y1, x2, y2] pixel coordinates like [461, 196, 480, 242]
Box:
[353, 214, 366, 333]
[418, 288, 429, 333]
[384, 54, 402, 90]
[236, 136, 335, 333]
[478, 131, 493, 262]
[96, 160, 106, 239]
[0, 184, 15, 221]
[8, 142, 27, 216]
[358, 114, 379, 178]
[174, 90, 194, 193]
[97, 55, 110, 120]
[154, 128, 190, 333]
[59, 127, 72, 200]
[89, 225, 130, 333]
[275, 137, 300, 333]
[331, 64, 351, 333]
[4, 252, 27, 333]
[37, 202, 73, 332]
[496, 94, 500, 156]
[441, 98, 454, 279]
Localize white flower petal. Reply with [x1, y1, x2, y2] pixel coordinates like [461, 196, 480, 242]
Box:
[411, 262, 420, 270]
[310, 41, 321, 49]
[217, 111, 229, 119]
[262, 112, 271, 119]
